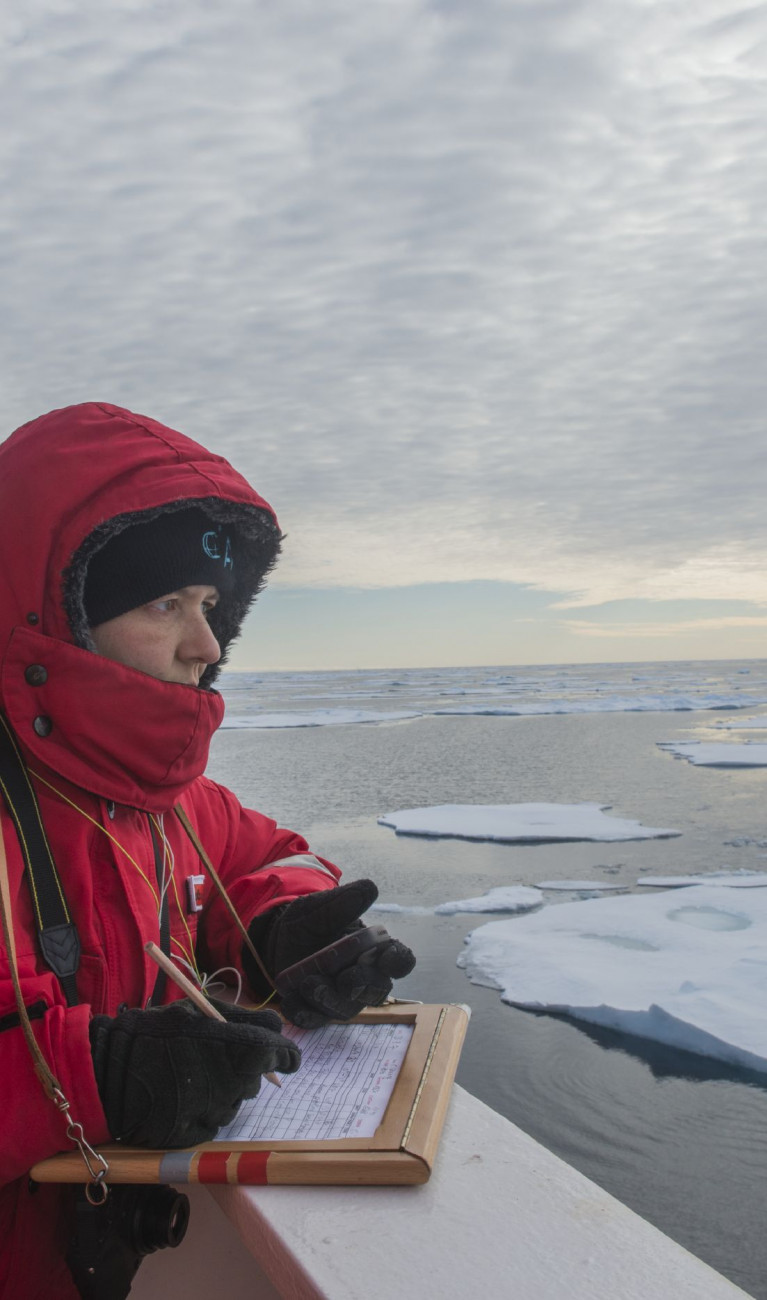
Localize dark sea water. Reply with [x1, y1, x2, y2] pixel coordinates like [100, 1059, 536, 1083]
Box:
[208, 660, 767, 1299]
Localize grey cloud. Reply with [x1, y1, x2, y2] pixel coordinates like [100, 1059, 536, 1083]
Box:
[0, 0, 766, 598]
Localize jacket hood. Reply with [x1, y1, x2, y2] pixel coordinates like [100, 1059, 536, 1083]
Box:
[0, 402, 282, 809]
[0, 401, 281, 679]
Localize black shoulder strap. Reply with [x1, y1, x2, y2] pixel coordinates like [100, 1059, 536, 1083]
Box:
[0, 714, 80, 1006]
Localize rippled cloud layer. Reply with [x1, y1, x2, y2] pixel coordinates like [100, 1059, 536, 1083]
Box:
[1, 1, 765, 611]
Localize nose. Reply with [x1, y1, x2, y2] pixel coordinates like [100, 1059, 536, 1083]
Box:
[181, 612, 221, 666]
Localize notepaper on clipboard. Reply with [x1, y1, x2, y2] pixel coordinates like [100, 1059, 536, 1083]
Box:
[216, 1020, 414, 1142]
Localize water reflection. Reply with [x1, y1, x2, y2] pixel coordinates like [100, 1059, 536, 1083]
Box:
[529, 1007, 767, 1089]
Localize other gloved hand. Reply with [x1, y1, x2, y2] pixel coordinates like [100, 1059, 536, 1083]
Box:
[243, 879, 416, 1028]
[89, 998, 300, 1148]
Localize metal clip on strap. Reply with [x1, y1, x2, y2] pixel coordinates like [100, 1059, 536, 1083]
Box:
[0, 717, 107, 1194]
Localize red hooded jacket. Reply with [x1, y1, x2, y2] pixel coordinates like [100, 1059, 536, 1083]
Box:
[0, 403, 339, 1299]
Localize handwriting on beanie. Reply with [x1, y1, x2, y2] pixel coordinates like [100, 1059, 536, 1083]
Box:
[202, 529, 233, 568]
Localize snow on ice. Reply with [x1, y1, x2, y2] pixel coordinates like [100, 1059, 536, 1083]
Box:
[459, 885, 767, 1072]
[377, 803, 680, 843]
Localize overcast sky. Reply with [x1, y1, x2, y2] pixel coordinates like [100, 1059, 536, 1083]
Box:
[1, 0, 766, 669]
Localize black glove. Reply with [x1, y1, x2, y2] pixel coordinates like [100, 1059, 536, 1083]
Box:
[244, 879, 416, 1028]
[89, 998, 300, 1148]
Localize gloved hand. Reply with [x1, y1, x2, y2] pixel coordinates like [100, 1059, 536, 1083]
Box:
[243, 879, 416, 1028]
[89, 998, 300, 1148]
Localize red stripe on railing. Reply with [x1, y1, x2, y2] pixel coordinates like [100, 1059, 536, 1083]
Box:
[236, 1152, 271, 1184]
[196, 1151, 232, 1183]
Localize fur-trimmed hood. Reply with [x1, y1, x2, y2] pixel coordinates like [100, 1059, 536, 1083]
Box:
[0, 402, 281, 680]
[0, 402, 281, 808]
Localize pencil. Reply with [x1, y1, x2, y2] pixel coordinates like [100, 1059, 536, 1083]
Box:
[144, 941, 281, 1087]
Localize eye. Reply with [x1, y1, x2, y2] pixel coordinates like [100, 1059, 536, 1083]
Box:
[149, 597, 178, 614]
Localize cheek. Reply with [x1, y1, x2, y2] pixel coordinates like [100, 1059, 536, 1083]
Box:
[134, 628, 174, 665]
[111, 625, 172, 673]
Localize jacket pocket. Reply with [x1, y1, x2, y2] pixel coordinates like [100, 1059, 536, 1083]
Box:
[0, 999, 47, 1032]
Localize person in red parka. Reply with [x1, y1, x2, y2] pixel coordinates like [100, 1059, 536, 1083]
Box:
[0, 402, 415, 1300]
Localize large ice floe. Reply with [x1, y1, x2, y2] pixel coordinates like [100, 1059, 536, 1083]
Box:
[658, 741, 767, 767]
[377, 803, 679, 843]
[459, 885, 767, 1072]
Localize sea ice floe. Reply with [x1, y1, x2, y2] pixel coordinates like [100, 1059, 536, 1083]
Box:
[458, 885, 767, 1072]
[370, 889, 543, 916]
[538, 880, 628, 892]
[220, 709, 421, 729]
[637, 871, 767, 889]
[377, 803, 680, 843]
[368, 903, 434, 916]
[658, 741, 767, 767]
[716, 716, 767, 730]
[434, 886, 543, 914]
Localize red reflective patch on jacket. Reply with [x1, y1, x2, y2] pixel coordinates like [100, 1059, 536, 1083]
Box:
[186, 874, 206, 913]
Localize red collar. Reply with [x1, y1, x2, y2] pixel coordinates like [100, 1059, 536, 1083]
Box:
[2, 627, 224, 811]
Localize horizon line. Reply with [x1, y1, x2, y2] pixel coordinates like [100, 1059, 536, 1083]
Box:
[221, 653, 767, 676]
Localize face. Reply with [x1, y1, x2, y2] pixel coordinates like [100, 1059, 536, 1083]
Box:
[90, 586, 221, 686]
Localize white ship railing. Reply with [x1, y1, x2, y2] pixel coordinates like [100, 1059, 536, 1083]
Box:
[132, 1084, 752, 1299]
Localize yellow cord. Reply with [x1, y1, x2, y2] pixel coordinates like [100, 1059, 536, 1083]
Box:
[29, 771, 279, 1011]
[250, 987, 278, 1011]
[29, 769, 159, 903]
[30, 773, 207, 983]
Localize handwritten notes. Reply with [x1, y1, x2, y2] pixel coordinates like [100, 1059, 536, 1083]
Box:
[216, 1020, 414, 1142]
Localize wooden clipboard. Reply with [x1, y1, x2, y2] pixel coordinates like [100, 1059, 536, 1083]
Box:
[30, 1002, 469, 1187]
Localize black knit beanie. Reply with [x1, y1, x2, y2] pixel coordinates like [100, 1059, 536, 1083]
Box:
[84, 508, 237, 628]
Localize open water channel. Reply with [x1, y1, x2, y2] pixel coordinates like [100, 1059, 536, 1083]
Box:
[207, 661, 767, 1298]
